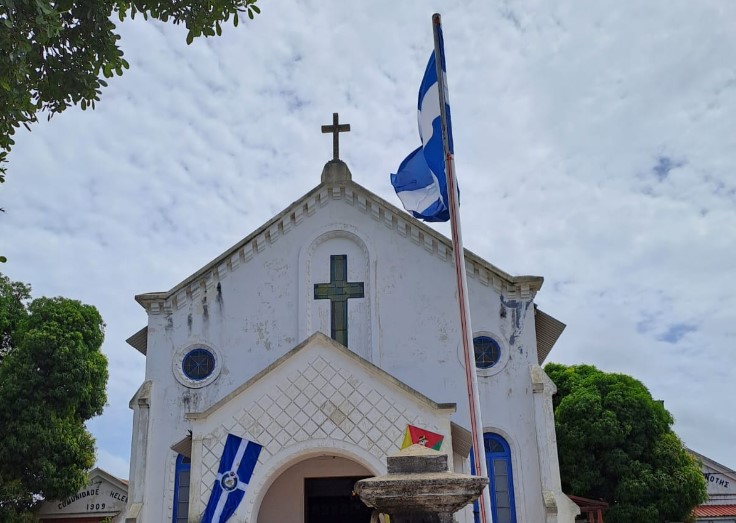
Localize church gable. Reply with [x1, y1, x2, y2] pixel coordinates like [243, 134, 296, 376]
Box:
[132, 180, 542, 319]
[128, 178, 551, 375]
[184, 332, 456, 520]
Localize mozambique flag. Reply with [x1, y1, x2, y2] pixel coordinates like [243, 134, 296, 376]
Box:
[400, 425, 444, 450]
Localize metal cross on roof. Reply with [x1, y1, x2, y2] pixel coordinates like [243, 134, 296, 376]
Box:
[321, 112, 350, 160]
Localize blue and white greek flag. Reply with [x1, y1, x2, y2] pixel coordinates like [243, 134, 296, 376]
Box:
[391, 25, 455, 222]
[201, 434, 262, 523]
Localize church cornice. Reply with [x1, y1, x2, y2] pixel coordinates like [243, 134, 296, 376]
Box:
[134, 178, 544, 315]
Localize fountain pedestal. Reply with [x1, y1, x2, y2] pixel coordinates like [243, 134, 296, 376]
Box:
[355, 445, 488, 523]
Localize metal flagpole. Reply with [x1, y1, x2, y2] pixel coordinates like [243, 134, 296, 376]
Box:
[432, 13, 494, 523]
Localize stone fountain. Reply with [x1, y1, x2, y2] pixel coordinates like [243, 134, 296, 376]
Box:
[354, 444, 488, 523]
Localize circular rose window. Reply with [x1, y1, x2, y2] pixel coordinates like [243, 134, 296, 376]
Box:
[474, 336, 501, 369]
[182, 348, 216, 380]
[173, 344, 221, 388]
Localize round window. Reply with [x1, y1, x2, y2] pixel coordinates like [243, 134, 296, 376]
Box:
[474, 336, 501, 369]
[182, 348, 216, 380]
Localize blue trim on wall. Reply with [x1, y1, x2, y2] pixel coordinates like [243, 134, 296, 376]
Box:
[485, 433, 517, 523]
[471, 448, 480, 523]
[472, 433, 517, 523]
[172, 453, 191, 523]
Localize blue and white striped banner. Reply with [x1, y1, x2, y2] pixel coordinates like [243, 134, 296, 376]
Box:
[201, 434, 262, 523]
[391, 24, 455, 223]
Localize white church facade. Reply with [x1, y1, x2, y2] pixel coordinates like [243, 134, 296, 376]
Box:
[123, 146, 579, 522]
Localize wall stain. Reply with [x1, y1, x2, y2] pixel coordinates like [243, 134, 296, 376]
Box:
[181, 390, 191, 410]
[255, 321, 272, 351]
[500, 296, 531, 346]
[180, 390, 200, 412]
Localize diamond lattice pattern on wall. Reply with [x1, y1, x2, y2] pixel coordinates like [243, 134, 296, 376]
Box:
[200, 353, 442, 506]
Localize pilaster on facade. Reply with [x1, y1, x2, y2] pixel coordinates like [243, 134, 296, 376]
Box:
[530, 366, 580, 522]
[125, 381, 152, 522]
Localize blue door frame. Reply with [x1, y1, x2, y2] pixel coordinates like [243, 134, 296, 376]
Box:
[472, 433, 517, 523]
[172, 454, 191, 523]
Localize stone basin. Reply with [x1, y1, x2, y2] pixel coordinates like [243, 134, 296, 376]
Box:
[354, 444, 488, 522]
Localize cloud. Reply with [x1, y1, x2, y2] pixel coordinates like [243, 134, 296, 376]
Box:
[658, 323, 698, 344]
[2, 0, 735, 474]
[652, 156, 685, 182]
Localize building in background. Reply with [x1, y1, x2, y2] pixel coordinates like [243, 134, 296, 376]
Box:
[689, 449, 736, 523]
[37, 468, 128, 523]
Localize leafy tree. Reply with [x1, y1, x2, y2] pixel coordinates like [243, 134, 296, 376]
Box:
[0, 273, 30, 360]
[0, 274, 108, 518]
[0, 0, 263, 214]
[545, 363, 706, 523]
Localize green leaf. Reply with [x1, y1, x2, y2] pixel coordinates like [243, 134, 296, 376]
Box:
[251, 4, 260, 14]
[186, 31, 194, 44]
[0, 285, 108, 514]
[34, 0, 54, 15]
[0, 256, 7, 263]
[247, 8, 254, 19]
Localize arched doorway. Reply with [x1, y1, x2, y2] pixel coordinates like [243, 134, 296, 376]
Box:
[472, 433, 518, 523]
[484, 433, 517, 523]
[257, 455, 373, 523]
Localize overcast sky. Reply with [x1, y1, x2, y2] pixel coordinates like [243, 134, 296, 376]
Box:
[2, 0, 735, 479]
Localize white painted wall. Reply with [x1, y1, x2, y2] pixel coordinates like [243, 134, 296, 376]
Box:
[703, 465, 736, 504]
[128, 181, 569, 522]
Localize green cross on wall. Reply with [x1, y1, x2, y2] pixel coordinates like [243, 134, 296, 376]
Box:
[313, 255, 365, 347]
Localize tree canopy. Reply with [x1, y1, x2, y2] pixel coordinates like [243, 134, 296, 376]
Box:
[545, 363, 706, 523]
[0, 274, 108, 517]
[0, 273, 30, 360]
[0, 0, 263, 207]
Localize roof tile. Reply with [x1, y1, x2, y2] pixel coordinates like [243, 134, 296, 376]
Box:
[693, 505, 736, 517]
